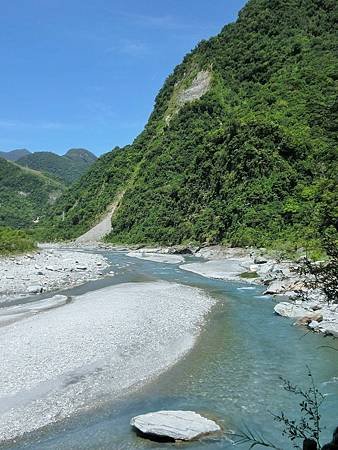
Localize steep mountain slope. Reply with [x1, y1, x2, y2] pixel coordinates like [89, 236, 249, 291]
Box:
[0, 149, 30, 161]
[17, 149, 97, 184]
[41, 146, 138, 238]
[0, 158, 64, 229]
[45, 0, 338, 249]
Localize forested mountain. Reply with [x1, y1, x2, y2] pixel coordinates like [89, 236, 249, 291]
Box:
[0, 149, 30, 162]
[17, 149, 97, 184]
[0, 158, 64, 229]
[44, 0, 337, 250]
[64, 148, 97, 165]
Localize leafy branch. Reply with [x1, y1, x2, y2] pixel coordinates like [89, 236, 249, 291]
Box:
[233, 368, 325, 449]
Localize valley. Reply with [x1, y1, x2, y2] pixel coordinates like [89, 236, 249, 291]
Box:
[0, 0, 337, 448]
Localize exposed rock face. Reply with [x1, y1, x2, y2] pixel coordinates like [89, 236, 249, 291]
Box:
[130, 410, 221, 442]
[76, 191, 124, 243]
[178, 70, 211, 105]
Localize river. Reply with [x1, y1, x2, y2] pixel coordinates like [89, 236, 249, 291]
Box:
[1, 249, 337, 449]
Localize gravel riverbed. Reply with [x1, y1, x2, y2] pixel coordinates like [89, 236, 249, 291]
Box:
[0, 281, 214, 443]
[0, 245, 109, 304]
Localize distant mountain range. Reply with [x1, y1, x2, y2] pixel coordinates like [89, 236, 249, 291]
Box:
[0, 149, 30, 162]
[0, 158, 64, 229]
[0, 148, 97, 184]
[0, 148, 97, 229]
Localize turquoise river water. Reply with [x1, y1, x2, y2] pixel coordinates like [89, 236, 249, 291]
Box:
[1, 250, 337, 450]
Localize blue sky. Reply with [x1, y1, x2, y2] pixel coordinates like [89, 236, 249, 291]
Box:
[0, 0, 247, 156]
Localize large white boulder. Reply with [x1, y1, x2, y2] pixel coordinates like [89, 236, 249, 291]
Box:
[264, 278, 304, 295]
[264, 280, 285, 294]
[130, 410, 221, 441]
[274, 302, 309, 318]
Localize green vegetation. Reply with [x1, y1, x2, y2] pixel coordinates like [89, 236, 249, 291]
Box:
[298, 231, 338, 303]
[44, 0, 338, 250]
[0, 227, 36, 255]
[64, 148, 97, 165]
[0, 158, 64, 229]
[17, 149, 97, 185]
[38, 147, 140, 240]
[239, 271, 259, 279]
[235, 369, 326, 449]
[0, 149, 30, 161]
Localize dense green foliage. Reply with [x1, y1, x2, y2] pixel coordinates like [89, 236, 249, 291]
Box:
[45, 0, 338, 248]
[17, 149, 97, 185]
[39, 146, 140, 240]
[64, 148, 97, 165]
[0, 149, 30, 161]
[0, 227, 36, 255]
[0, 158, 64, 229]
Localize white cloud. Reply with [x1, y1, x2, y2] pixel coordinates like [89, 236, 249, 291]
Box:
[106, 39, 150, 57]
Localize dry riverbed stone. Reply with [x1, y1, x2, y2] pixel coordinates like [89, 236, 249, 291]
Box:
[130, 410, 221, 442]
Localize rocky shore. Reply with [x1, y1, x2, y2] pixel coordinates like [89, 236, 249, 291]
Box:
[0, 245, 109, 303]
[193, 247, 338, 338]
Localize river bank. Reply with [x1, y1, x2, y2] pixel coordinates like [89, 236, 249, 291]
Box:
[1, 246, 337, 449]
[0, 245, 109, 304]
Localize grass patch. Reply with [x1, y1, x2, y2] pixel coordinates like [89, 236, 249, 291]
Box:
[239, 271, 259, 279]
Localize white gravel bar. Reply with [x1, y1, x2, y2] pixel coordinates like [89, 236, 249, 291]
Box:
[180, 259, 251, 281]
[0, 246, 108, 303]
[127, 251, 184, 264]
[0, 281, 214, 442]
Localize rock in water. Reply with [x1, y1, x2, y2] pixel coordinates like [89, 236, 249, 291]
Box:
[130, 410, 221, 442]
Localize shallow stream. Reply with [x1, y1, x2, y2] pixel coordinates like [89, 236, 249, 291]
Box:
[1, 250, 338, 449]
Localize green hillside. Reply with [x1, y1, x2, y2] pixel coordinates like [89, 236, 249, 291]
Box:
[44, 0, 338, 249]
[17, 149, 97, 184]
[0, 149, 30, 161]
[64, 148, 97, 165]
[0, 158, 64, 229]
